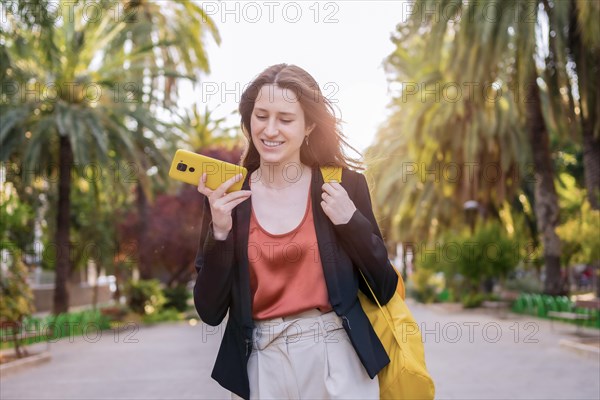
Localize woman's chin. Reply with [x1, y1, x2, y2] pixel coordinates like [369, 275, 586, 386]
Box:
[258, 152, 286, 165]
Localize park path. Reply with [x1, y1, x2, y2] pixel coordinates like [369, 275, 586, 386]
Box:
[1, 302, 599, 400]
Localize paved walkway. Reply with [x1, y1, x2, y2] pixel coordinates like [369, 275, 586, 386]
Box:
[1, 302, 598, 399]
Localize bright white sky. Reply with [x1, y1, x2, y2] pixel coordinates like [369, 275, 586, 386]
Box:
[180, 1, 409, 153]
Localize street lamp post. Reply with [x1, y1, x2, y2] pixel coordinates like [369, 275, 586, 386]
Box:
[463, 200, 479, 235]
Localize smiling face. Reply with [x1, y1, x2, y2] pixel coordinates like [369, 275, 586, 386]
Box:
[250, 84, 314, 167]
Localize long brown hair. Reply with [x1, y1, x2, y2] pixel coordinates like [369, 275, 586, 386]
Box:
[239, 64, 363, 172]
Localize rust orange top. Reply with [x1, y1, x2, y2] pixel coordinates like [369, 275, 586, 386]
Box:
[248, 186, 332, 320]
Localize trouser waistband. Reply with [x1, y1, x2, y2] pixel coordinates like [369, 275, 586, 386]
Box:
[252, 309, 344, 350]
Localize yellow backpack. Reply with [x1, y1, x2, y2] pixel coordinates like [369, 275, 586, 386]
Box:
[358, 271, 435, 400]
[320, 166, 435, 400]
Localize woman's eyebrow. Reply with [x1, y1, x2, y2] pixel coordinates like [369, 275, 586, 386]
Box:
[254, 108, 297, 116]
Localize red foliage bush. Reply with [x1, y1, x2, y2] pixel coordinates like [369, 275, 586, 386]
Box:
[116, 146, 243, 286]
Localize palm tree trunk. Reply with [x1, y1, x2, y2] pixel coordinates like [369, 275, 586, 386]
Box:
[526, 76, 564, 296]
[136, 182, 152, 280]
[91, 261, 100, 310]
[568, 0, 600, 297]
[569, 0, 600, 210]
[582, 124, 600, 209]
[52, 135, 73, 314]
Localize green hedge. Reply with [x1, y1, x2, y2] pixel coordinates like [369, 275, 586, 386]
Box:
[0, 310, 111, 349]
[512, 293, 599, 328]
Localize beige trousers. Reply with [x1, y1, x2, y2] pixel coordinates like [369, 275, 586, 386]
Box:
[231, 309, 379, 400]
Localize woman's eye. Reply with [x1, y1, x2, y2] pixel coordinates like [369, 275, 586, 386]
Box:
[255, 115, 267, 120]
[281, 119, 292, 123]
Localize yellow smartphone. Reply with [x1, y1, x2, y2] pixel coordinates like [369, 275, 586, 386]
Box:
[168, 149, 248, 193]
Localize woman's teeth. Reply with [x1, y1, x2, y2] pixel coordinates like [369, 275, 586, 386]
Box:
[262, 140, 284, 147]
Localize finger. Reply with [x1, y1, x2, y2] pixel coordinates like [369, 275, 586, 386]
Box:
[198, 173, 213, 196]
[213, 173, 244, 198]
[212, 189, 251, 209]
[321, 191, 330, 201]
[221, 194, 252, 213]
[220, 190, 252, 203]
[328, 181, 343, 190]
[320, 200, 328, 212]
[321, 183, 336, 195]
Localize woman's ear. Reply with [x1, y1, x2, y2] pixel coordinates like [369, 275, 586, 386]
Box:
[306, 123, 316, 135]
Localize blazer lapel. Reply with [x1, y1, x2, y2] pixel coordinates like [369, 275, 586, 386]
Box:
[235, 172, 255, 333]
[311, 165, 342, 309]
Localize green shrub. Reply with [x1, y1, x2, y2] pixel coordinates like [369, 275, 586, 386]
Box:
[556, 199, 600, 266]
[409, 268, 444, 303]
[436, 288, 452, 302]
[142, 308, 183, 324]
[505, 273, 543, 294]
[44, 310, 111, 340]
[413, 221, 520, 303]
[0, 245, 35, 357]
[126, 279, 166, 315]
[454, 222, 518, 290]
[461, 292, 485, 308]
[1, 310, 111, 350]
[0, 247, 35, 324]
[163, 285, 191, 312]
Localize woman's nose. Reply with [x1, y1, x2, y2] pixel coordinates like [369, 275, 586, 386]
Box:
[264, 119, 279, 136]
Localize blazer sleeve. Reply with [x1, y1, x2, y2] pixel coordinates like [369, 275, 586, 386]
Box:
[333, 172, 398, 305]
[193, 196, 235, 326]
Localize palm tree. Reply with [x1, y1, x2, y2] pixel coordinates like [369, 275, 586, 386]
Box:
[115, 0, 220, 280]
[0, 0, 191, 313]
[371, 0, 599, 295]
[179, 104, 241, 151]
[367, 1, 527, 242]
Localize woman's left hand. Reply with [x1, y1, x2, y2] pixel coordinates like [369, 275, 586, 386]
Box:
[320, 181, 357, 225]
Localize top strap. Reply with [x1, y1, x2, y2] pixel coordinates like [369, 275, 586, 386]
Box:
[319, 166, 342, 183]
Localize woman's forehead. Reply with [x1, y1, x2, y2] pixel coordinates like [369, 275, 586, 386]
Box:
[254, 84, 302, 111]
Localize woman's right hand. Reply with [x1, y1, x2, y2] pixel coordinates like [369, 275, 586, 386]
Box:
[197, 172, 252, 240]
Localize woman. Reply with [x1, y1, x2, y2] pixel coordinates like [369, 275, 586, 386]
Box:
[194, 64, 398, 400]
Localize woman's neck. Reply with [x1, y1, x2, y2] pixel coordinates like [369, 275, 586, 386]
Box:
[255, 161, 310, 190]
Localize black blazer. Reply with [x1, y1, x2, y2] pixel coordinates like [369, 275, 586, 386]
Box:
[193, 165, 398, 400]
